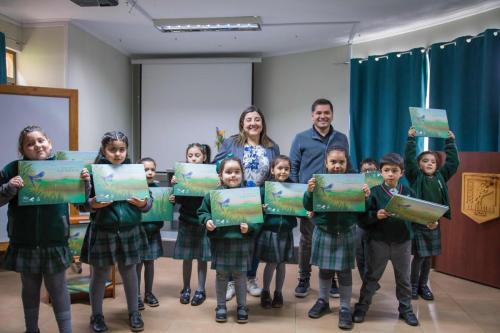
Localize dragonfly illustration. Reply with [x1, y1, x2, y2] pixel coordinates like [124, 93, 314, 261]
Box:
[320, 184, 333, 192]
[271, 190, 283, 198]
[217, 198, 230, 209]
[180, 171, 193, 180]
[28, 171, 45, 185]
[101, 173, 114, 185]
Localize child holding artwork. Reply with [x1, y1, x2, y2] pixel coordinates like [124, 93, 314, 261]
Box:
[353, 153, 419, 327]
[256, 155, 297, 309]
[405, 127, 459, 301]
[0, 125, 75, 333]
[197, 157, 261, 323]
[303, 146, 370, 330]
[80, 131, 152, 333]
[170, 143, 212, 306]
[136, 157, 163, 310]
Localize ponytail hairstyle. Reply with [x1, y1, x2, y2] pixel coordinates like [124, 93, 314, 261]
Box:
[185, 143, 212, 164]
[138, 157, 157, 167]
[217, 157, 243, 177]
[94, 131, 129, 163]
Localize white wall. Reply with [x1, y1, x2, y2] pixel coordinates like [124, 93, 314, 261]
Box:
[67, 23, 132, 154]
[253, 46, 350, 155]
[16, 25, 66, 87]
[352, 7, 500, 58]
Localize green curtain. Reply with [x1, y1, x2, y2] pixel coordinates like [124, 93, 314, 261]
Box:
[429, 29, 500, 151]
[0, 32, 6, 84]
[349, 47, 427, 169]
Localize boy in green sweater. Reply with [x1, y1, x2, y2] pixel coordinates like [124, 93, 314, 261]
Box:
[353, 153, 419, 327]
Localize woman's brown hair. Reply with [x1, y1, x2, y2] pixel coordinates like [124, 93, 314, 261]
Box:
[234, 105, 275, 148]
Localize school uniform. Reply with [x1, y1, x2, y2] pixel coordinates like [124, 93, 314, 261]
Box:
[80, 158, 153, 267]
[303, 191, 361, 272]
[197, 186, 261, 272]
[0, 159, 72, 274]
[141, 182, 164, 261]
[173, 196, 211, 262]
[405, 136, 459, 258]
[256, 186, 297, 263]
[354, 183, 415, 315]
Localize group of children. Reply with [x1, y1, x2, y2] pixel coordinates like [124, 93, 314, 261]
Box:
[0, 125, 458, 332]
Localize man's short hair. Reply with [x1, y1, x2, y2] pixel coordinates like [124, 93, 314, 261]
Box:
[311, 98, 333, 113]
[379, 153, 404, 170]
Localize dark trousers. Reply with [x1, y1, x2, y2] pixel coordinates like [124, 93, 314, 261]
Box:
[411, 255, 431, 286]
[355, 226, 369, 281]
[355, 240, 413, 314]
[298, 217, 314, 279]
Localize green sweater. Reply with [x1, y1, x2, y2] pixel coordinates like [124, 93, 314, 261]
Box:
[0, 159, 69, 248]
[404, 136, 459, 219]
[88, 158, 153, 231]
[303, 191, 363, 234]
[260, 186, 297, 233]
[176, 195, 204, 226]
[197, 186, 261, 240]
[360, 183, 414, 243]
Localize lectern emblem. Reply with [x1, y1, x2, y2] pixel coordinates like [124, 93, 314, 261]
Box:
[461, 173, 500, 224]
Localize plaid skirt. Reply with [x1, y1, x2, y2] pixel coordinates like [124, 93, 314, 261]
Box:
[310, 226, 356, 271]
[210, 238, 253, 272]
[142, 230, 164, 261]
[412, 224, 441, 257]
[173, 223, 211, 261]
[80, 223, 149, 267]
[256, 229, 294, 263]
[3, 245, 72, 274]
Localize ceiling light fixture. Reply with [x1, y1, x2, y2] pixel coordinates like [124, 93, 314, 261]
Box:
[153, 16, 262, 33]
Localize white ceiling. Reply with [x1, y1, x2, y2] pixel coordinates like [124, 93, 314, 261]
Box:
[1, 0, 499, 57]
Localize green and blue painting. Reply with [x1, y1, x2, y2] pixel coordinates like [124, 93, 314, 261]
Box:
[313, 174, 366, 212]
[68, 223, 89, 257]
[264, 181, 307, 217]
[55, 151, 97, 173]
[174, 163, 219, 197]
[385, 194, 449, 225]
[142, 187, 174, 222]
[409, 107, 449, 138]
[210, 187, 264, 227]
[365, 171, 384, 189]
[92, 164, 149, 202]
[18, 160, 86, 206]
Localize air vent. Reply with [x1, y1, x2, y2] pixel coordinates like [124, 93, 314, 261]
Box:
[70, 0, 118, 7]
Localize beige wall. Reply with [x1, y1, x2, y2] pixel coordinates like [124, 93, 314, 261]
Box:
[16, 25, 67, 88]
[67, 23, 133, 153]
[253, 46, 350, 155]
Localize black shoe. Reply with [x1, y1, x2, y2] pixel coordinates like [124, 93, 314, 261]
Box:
[138, 296, 145, 311]
[411, 285, 419, 300]
[308, 298, 331, 319]
[399, 311, 419, 326]
[90, 314, 108, 333]
[260, 290, 272, 309]
[330, 278, 340, 298]
[180, 288, 191, 304]
[352, 308, 366, 323]
[338, 308, 354, 330]
[294, 278, 310, 298]
[144, 292, 159, 307]
[418, 285, 434, 301]
[191, 290, 206, 306]
[129, 311, 144, 332]
[24, 330, 40, 333]
[237, 305, 249, 323]
[272, 291, 284, 308]
[215, 305, 227, 323]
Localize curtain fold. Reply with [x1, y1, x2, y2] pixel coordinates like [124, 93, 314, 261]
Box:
[349, 47, 427, 169]
[429, 29, 500, 151]
[0, 32, 6, 84]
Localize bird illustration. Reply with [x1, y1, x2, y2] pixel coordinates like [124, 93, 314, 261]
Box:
[217, 198, 230, 209]
[180, 171, 193, 180]
[101, 173, 114, 185]
[28, 171, 45, 185]
[272, 190, 283, 198]
[417, 114, 426, 121]
[69, 232, 80, 240]
[320, 184, 333, 192]
[396, 204, 412, 208]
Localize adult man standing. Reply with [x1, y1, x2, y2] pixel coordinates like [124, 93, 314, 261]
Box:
[289, 98, 349, 297]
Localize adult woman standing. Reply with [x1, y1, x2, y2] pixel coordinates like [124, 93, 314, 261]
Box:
[213, 105, 280, 299]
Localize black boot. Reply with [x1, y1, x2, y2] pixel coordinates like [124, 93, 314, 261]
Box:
[129, 311, 144, 332]
[260, 290, 272, 309]
[90, 314, 108, 333]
